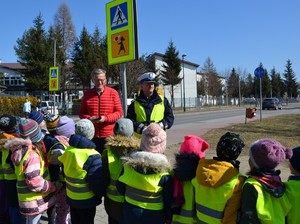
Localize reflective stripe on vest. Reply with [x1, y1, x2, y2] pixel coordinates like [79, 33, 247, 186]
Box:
[15, 149, 51, 202]
[245, 178, 291, 223]
[59, 146, 99, 200]
[192, 174, 240, 223]
[105, 148, 124, 202]
[118, 165, 168, 210]
[134, 96, 164, 138]
[172, 181, 197, 223]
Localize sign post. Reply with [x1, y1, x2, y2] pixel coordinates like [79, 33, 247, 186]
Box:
[254, 66, 265, 121]
[106, 0, 138, 65]
[106, 0, 138, 116]
[49, 66, 59, 115]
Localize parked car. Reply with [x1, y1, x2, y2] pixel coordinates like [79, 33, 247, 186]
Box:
[41, 101, 59, 115]
[262, 98, 282, 110]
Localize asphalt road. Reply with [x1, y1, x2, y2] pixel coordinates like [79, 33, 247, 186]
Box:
[167, 103, 300, 146]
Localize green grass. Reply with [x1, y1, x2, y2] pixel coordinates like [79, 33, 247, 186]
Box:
[166, 114, 300, 158]
[202, 114, 300, 156]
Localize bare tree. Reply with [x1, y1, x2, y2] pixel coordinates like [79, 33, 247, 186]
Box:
[53, 3, 76, 103]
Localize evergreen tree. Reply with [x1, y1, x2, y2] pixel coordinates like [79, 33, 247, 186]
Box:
[14, 14, 51, 94]
[270, 67, 284, 98]
[283, 59, 298, 97]
[71, 26, 94, 88]
[159, 41, 182, 108]
[227, 68, 239, 98]
[244, 73, 255, 97]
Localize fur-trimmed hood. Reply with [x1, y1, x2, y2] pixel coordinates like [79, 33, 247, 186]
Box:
[105, 135, 140, 158]
[121, 151, 172, 174]
[4, 137, 32, 166]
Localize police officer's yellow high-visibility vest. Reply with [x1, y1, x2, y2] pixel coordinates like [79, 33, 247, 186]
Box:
[172, 181, 196, 224]
[134, 95, 164, 138]
[15, 149, 51, 203]
[245, 178, 291, 224]
[59, 147, 100, 200]
[192, 174, 240, 223]
[105, 148, 124, 203]
[118, 165, 169, 210]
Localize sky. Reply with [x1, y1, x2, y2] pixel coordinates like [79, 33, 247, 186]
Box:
[1, 0, 300, 81]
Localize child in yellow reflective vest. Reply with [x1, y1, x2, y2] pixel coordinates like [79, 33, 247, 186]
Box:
[59, 119, 104, 224]
[192, 132, 246, 224]
[240, 139, 293, 223]
[102, 118, 140, 224]
[172, 135, 210, 224]
[285, 146, 300, 224]
[116, 123, 173, 224]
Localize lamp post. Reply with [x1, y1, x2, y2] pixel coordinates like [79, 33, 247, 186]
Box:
[182, 53, 187, 112]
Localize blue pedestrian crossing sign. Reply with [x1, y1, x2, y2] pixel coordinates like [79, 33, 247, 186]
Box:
[254, 66, 265, 78]
[111, 3, 128, 30]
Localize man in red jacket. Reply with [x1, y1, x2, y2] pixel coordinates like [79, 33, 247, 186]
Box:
[79, 68, 123, 154]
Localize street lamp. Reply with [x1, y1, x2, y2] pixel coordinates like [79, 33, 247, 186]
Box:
[182, 54, 187, 112]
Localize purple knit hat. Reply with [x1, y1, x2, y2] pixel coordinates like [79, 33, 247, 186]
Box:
[56, 116, 75, 138]
[249, 139, 293, 170]
[29, 111, 44, 125]
[19, 118, 44, 143]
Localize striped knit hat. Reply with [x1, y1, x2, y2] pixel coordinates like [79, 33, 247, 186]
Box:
[19, 118, 44, 143]
[29, 111, 44, 125]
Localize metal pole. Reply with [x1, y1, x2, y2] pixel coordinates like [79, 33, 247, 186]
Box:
[53, 39, 56, 115]
[121, 63, 127, 116]
[259, 77, 262, 121]
[182, 54, 187, 112]
[238, 76, 241, 106]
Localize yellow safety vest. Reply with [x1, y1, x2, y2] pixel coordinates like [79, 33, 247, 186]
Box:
[59, 146, 100, 201]
[245, 178, 291, 224]
[192, 174, 240, 224]
[134, 96, 164, 138]
[15, 149, 51, 202]
[0, 151, 3, 180]
[285, 180, 300, 224]
[105, 148, 124, 203]
[118, 165, 168, 210]
[0, 133, 17, 180]
[172, 181, 196, 224]
[1, 148, 16, 180]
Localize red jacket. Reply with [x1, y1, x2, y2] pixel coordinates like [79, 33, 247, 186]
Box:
[79, 86, 123, 138]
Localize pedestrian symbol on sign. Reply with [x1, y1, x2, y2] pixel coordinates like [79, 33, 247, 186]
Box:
[111, 3, 128, 30]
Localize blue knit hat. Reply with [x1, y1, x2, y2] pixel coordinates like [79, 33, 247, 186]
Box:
[29, 111, 44, 125]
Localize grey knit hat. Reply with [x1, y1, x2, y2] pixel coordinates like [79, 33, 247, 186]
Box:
[113, 118, 134, 137]
[75, 119, 95, 140]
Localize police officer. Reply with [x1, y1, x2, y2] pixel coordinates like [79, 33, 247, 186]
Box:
[126, 72, 174, 137]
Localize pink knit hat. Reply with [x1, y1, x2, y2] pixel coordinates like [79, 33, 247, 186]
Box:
[180, 135, 210, 159]
[140, 123, 166, 154]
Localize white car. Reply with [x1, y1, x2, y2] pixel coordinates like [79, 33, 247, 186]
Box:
[41, 101, 59, 115]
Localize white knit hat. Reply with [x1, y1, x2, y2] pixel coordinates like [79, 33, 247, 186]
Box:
[75, 119, 95, 140]
[140, 123, 166, 154]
